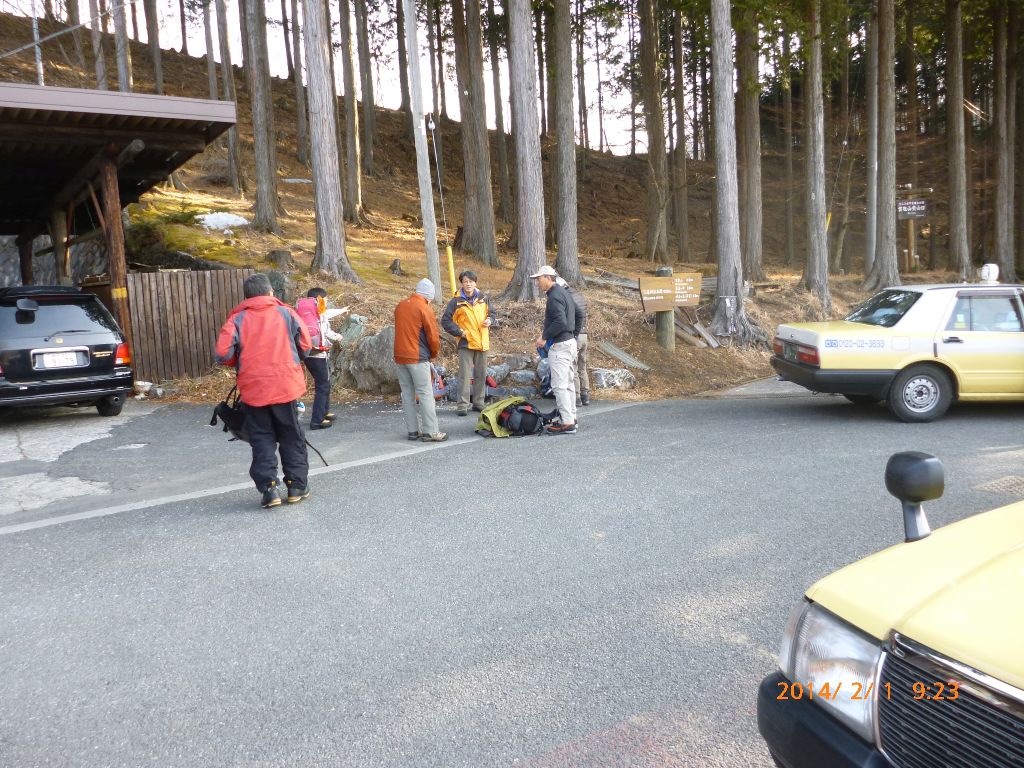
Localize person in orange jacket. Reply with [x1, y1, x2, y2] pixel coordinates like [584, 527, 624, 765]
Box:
[393, 279, 447, 442]
[216, 273, 313, 508]
[441, 269, 493, 416]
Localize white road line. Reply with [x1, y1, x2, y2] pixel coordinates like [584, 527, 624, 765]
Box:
[0, 402, 637, 536]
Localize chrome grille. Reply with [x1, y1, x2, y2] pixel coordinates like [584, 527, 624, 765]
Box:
[878, 636, 1024, 768]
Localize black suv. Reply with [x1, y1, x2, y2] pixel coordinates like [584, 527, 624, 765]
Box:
[0, 286, 133, 416]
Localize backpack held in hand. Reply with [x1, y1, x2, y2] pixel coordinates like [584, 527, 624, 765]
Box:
[296, 296, 331, 351]
[210, 385, 249, 442]
[475, 395, 546, 437]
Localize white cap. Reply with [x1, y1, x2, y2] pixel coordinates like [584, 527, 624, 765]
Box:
[529, 265, 558, 279]
[415, 278, 435, 300]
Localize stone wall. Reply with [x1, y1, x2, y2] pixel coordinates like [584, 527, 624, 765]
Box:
[0, 235, 108, 289]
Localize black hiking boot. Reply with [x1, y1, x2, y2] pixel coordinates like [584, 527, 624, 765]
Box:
[285, 480, 311, 504]
[261, 481, 282, 508]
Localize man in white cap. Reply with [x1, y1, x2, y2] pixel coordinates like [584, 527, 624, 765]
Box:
[393, 279, 447, 442]
[531, 265, 578, 434]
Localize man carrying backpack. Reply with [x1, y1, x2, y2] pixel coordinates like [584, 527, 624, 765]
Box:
[296, 287, 347, 430]
[441, 270, 493, 416]
[394, 279, 447, 442]
[216, 273, 312, 508]
[531, 265, 578, 434]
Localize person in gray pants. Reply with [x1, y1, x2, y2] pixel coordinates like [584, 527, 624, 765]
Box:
[557, 276, 590, 406]
[393, 279, 447, 442]
[532, 265, 578, 434]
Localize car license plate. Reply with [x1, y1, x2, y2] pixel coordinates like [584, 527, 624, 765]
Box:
[783, 344, 798, 362]
[42, 351, 79, 368]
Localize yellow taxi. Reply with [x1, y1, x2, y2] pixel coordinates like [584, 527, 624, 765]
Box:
[771, 280, 1024, 421]
[757, 452, 1024, 768]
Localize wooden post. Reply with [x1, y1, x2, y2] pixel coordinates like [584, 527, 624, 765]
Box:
[99, 155, 133, 352]
[655, 265, 675, 351]
[907, 219, 916, 271]
[18, 238, 33, 285]
[49, 209, 69, 285]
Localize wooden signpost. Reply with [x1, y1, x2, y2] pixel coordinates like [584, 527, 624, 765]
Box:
[639, 276, 676, 312]
[639, 270, 702, 350]
[639, 272, 701, 311]
[897, 195, 929, 272]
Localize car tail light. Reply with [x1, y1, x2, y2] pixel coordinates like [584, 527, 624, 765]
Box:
[772, 337, 784, 355]
[796, 345, 819, 365]
[115, 343, 131, 365]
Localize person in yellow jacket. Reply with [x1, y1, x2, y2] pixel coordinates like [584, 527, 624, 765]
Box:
[441, 270, 493, 416]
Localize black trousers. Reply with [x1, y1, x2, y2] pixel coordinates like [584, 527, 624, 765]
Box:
[242, 402, 309, 491]
[303, 355, 331, 424]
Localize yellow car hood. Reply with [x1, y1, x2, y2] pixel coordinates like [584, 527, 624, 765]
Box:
[806, 500, 1024, 691]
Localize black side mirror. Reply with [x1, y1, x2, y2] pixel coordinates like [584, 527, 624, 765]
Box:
[885, 452, 944, 542]
[16, 298, 38, 313]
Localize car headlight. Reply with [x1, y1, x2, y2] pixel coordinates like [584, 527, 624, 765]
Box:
[778, 600, 883, 743]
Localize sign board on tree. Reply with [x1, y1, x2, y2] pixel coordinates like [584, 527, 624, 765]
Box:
[639, 276, 675, 312]
[897, 199, 928, 220]
[639, 272, 702, 312]
[673, 273, 701, 306]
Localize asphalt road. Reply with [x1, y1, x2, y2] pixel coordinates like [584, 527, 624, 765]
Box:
[1, 386, 1022, 767]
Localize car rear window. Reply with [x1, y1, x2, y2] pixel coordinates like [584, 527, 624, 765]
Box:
[845, 289, 921, 327]
[0, 296, 120, 340]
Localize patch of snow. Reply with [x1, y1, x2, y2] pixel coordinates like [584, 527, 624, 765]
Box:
[282, 178, 313, 184]
[0, 472, 110, 513]
[0, 412, 133, 464]
[196, 212, 250, 231]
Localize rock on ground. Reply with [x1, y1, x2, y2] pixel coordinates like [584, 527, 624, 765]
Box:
[486, 363, 510, 383]
[508, 369, 537, 384]
[348, 326, 400, 393]
[591, 368, 637, 390]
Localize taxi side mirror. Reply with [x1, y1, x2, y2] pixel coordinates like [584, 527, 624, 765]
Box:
[885, 452, 944, 542]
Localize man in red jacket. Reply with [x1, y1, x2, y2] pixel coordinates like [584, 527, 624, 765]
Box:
[216, 274, 313, 508]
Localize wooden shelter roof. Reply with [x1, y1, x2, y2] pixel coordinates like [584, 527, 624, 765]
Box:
[0, 82, 236, 238]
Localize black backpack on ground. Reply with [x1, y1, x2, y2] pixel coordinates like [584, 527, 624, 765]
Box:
[498, 401, 546, 436]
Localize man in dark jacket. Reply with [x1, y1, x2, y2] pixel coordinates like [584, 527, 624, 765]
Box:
[531, 265, 578, 434]
[216, 273, 312, 509]
[557, 276, 590, 406]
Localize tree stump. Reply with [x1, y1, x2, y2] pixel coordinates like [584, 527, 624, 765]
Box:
[268, 249, 295, 271]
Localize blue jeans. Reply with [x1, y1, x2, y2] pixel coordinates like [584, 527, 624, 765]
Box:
[303, 355, 331, 425]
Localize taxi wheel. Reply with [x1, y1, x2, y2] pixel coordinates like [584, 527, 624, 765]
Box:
[887, 365, 952, 422]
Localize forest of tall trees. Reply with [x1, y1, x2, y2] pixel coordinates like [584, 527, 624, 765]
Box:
[6, 0, 1024, 342]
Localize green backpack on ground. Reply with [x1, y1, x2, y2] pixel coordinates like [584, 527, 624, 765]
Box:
[475, 396, 524, 437]
[476, 395, 547, 437]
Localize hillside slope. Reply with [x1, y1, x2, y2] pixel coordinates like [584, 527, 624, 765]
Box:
[1, 13, 938, 401]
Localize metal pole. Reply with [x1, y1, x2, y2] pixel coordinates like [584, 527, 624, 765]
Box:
[31, 0, 44, 85]
[402, 0, 442, 302]
[908, 220, 915, 272]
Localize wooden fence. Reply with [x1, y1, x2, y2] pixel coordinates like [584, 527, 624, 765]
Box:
[127, 268, 254, 383]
